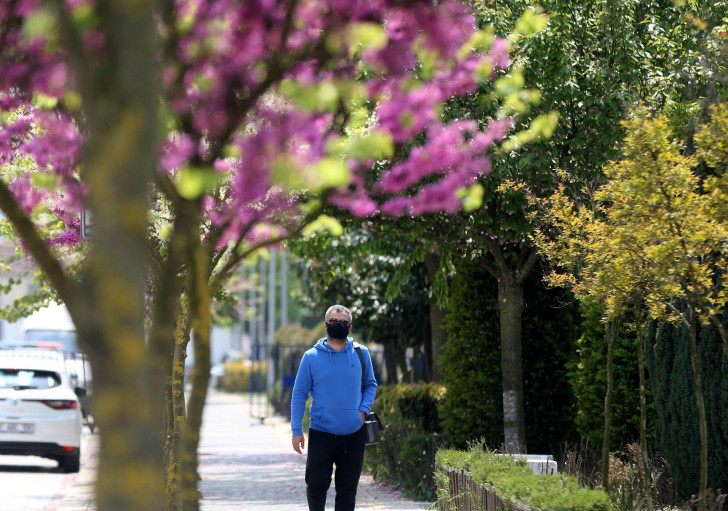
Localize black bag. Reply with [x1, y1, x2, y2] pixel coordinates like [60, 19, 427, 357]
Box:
[354, 343, 383, 445]
[363, 411, 382, 445]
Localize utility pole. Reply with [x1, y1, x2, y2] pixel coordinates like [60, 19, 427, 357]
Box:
[281, 251, 288, 326]
[268, 250, 276, 343]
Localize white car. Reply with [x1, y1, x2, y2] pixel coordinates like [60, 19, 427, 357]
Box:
[0, 348, 84, 472]
[18, 304, 94, 413]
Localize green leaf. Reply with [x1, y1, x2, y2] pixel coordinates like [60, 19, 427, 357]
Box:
[32, 92, 59, 110]
[494, 70, 525, 98]
[457, 184, 485, 212]
[513, 7, 549, 40]
[325, 131, 394, 161]
[23, 7, 59, 42]
[458, 28, 497, 60]
[279, 79, 339, 112]
[310, 158, 350, 189]
[302, 215, 344, 237]
[30, 173, 59, 190]
[347, 22, 388, 53]
[63, 91, 82, 112]
[177, 166, 221, 199]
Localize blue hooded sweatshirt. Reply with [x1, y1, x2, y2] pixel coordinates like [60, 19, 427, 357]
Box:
[291, 337, 378, 437]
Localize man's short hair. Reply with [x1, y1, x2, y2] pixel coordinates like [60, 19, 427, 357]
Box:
[325, 304, 352, 323]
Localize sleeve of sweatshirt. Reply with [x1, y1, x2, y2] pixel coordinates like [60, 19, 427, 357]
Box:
[291, 353, 312, 437]
[358, 348, 378, 414]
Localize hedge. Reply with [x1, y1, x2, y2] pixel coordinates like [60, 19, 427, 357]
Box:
[218, 361, 267, 393]
[436, 447, 609, 511]
[362, 383, 447, 501]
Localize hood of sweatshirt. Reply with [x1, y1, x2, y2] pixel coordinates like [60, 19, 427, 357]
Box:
[314, 336, 355, 366]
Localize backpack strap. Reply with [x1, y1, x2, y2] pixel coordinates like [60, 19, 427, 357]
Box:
[353, 342, 365, 389]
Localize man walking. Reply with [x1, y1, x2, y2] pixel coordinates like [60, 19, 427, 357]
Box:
[291, 304, 378, 511]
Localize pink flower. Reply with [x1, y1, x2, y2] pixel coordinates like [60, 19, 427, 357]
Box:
[9, 175, 46, 215]
[160, 135, 198, 173]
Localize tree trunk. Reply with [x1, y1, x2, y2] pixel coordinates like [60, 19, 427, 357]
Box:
[497, 276, 526, 453]
[422, 314, 432, 381]
[179, 240, 213, 511]
[688, 309, 708, 511]
[383, 343, 399, 382]
[634, 304, 653, 511]
[601, 317, 618, 492]
[73, 3, 164, 510]
[165, 307, 191, 510]
[424, 254, 446, 382]
[396, 347, 409, 381]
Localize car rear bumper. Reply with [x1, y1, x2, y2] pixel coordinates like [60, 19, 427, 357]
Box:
[0, 415, 82, 450]
[0, 441, 79, 457]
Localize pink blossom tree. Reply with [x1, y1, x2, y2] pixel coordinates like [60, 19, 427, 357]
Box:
[1, 1, 522, 509]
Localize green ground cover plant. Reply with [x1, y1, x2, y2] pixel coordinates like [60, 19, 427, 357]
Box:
[436, 445, 609, 511]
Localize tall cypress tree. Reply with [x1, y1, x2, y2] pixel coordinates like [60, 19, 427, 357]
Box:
[645, 316, 728, 498]
[570, 298, 656, 451]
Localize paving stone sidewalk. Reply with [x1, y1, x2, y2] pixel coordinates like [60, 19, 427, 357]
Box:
[199, 390, 433, 510]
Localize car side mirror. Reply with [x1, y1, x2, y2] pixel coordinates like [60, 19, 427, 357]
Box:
[74, 387, 87, 398]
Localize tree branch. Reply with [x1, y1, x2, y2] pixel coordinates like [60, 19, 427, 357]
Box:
[708, 312, 728, 358]
[665, 301, 692, 330]
[0, 179, 73, 306]
[208, 193, 331, 293]
[484, 236, 508, 276]
[515, 248, 539, 285]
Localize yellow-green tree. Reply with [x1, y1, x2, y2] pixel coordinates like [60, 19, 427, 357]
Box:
[533, 107, 728, 510]
[531, 179, 657, 497]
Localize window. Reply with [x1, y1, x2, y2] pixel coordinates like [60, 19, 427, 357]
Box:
[0, 369, 62, 389]
[21, 330, 79, 353]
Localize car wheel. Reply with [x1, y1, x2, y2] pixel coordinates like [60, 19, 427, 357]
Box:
[59, 450, 81, 473]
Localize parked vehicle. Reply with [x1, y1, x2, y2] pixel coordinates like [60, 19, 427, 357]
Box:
[0, 348, 85, 472]
[12, 304, 93, 428]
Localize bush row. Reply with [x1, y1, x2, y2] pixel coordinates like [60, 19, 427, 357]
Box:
[362, 383, 447, 502]
[435, 447, 609, 511]
[218, 361, 267, 393]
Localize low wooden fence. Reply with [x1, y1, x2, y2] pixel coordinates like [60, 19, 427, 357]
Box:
[437, 466, 531, 511]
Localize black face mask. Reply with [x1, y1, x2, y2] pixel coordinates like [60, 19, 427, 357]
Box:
[326, 322, 350, 340]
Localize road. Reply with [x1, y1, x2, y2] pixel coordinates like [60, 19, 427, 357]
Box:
[0, 426, 97, 511]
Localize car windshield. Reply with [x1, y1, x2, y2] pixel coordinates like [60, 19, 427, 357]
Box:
[21, 330, 79, 353]
[0, 369, 61, 389]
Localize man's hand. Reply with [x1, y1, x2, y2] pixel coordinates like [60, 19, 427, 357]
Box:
[359, 411, 366, 422]
[292, 435, 305, 454]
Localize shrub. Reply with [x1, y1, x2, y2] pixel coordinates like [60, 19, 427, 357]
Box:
[218, 361, 266, 393]
[607, 443, 677, 511]
[362, 383, 447, 501]
[436, 446, 609, 511]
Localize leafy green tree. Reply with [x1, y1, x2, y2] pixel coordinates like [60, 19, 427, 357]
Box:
[434, 0, 712, 454]
[440, 259, 579, 453]
[289, 231, 430, 381]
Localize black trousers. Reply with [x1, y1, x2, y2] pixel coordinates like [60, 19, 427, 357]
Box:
[305, 426, 366, 511]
